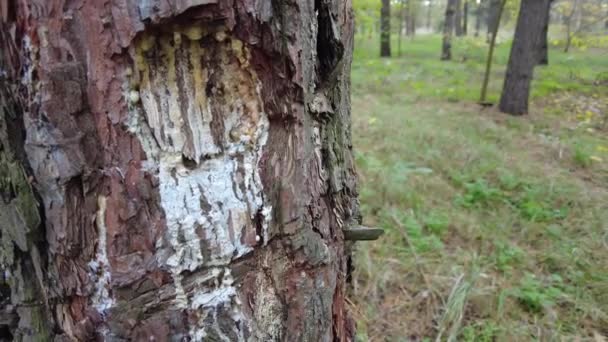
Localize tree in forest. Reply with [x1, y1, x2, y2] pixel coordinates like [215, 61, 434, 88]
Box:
[475, 0, 485, 37]
[486, 0, 502, 41]
[558, 0, 608, 52]
[480, 0, 507, 104]
[500, 0, 552, 115]
[427, 0, 434, 29]
[463, 0, 469, 35]
[0, 0, 362, 340]
[538, 0, 554, 65]
[442, 0, 458, 60]
[381, 0, 392, 56]
[406, 0, 417, 37]
[455, 0, 464, 36]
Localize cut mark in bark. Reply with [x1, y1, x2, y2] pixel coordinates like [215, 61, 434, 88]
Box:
[89, 195, 114, 328]
[315, 0, 344, 83]
[126, 23, 271, 339]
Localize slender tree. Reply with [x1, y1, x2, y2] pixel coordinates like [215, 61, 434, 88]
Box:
[399, 0, 405, 56]
[442, 0, 458, 60]
[475, 0, 485, 37]
[480, 0, 507, 104]
[500, 0, 552, 115]
[381, 0, 392, 56]
[564, 0, 581, 52]
[427, 0, 434, 29]
[406, 0, 417, 37]
[0, 0, 359, 340]
[463, 0, 469, 35]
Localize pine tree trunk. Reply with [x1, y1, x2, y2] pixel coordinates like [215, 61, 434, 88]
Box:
[538, 0, 553, 65]
[500, 0, 550, 115]
[0, 1, 358, 340]
[442, 0, 458, 60]
[381, 0, 392, 57]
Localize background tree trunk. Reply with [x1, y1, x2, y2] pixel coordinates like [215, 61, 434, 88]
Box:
[463, 0, 469, 35]
[486, 0, 501, 42]
[475, 0, 484, 37]
[399, 0, 405, 56]
[427, 0, 434, 29]
[381, 0, 392, 57]
[406, 0, 416, 37]
[0, 0, 359, 340]
[455, 0, 464, 36]
[500, 0, 551, 115]
[538, 0, 553, 65]
[442, 0, 458, 60]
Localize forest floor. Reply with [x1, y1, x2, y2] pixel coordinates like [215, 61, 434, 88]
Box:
[350, 35, 608, 341]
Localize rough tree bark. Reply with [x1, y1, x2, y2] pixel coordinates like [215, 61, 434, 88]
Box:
[442, 0, 458, 60]
[381, 0, 392, 57]
[454, 0, 464, 36]
[500, 0, 551, 115]
[0, 0, 359, 340]
[538, 0, 553, 65]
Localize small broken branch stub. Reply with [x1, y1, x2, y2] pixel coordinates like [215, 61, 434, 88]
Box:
[343, 226, 384, 241]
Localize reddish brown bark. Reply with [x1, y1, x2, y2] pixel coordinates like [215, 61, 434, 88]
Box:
[0, 0, 358, 340]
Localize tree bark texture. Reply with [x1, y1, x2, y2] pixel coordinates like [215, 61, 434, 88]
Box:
[538, 0, 553, 65]
[500, 0, 551, 115]
[0, 0, 359, 340]
[381, 0, 392, 57]
[442, 0, 457, 60]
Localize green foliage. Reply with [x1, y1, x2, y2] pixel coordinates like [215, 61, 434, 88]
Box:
[460, 321, 501, 342]
[494, 241, 524, 273]
[572, 142, 592, 168]
[456, 179, 504, 208]
[512, 273, 564, 313]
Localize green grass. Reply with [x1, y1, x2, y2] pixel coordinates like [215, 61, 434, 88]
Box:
[350, 34, 608, 341]
[353, 34, 607, 103]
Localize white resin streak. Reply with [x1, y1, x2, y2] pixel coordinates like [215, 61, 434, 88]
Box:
[89, 196, 115, 314]
[128, 65, 270, 340]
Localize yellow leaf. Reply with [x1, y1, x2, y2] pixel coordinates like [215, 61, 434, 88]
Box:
[590, 156, 603, 162]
